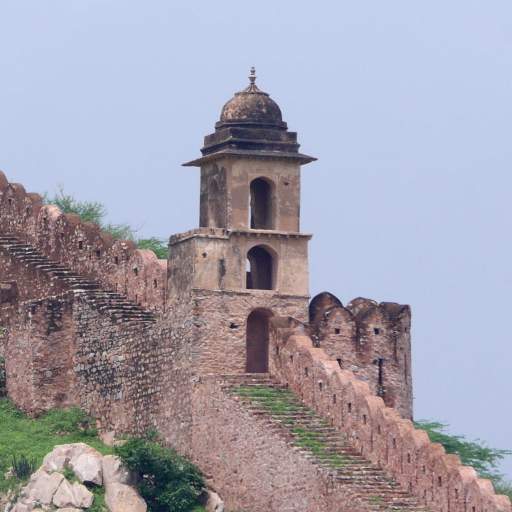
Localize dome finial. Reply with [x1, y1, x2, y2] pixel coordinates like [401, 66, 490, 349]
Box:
[249, 67, 257, 85]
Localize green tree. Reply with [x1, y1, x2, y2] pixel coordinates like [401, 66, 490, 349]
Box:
[42, 185, 167, 259]
[415, 420, 512, 497]
[114, 436, 205, 512]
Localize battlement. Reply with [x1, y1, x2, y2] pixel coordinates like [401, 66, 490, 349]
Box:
[0, 171, 167, 312]
[269, 323, 511, 512]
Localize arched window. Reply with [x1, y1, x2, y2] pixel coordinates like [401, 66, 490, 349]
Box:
[246, 308, 273, 373]
[246, 246, 274, 290]
[208, 179, 222, 228]
[249, 178, 273, 229]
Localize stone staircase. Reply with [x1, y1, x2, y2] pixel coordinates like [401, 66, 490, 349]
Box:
[222, 374, 428, 512]
[0, 235, 156, 324]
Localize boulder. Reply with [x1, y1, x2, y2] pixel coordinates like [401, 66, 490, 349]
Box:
[199, 489, 226, 512]
[42, 443, 96, 473]
[26, 470, 65, 506]
[100, 431, 117, 446]
[102, 455, 138, 486]
[72, 481, 94, 509]
[105, 483, 147, 512]
[72, 451, 103, 486]
[53, 479, 77, 508]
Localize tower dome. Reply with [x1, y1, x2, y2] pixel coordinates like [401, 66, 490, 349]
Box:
[219, 68, 284, 128]
[183, 68, 316, 166]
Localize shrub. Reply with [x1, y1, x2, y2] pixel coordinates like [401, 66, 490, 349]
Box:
[114, 436, 205, 512]
[43, 406, 98, 437]
[11, 453, 37, 479]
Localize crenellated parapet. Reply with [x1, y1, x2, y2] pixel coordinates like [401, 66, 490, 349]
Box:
[0, 171, 167, 312]
[269, 324, 511, 512]
[309, 292, 413, 419]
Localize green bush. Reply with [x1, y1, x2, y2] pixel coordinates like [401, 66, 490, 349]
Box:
[43, 406, 98, 437]
[11, 453, 37, 479]
[114, 436, 205, 512]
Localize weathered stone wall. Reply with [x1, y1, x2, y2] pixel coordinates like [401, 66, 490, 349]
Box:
[309, 293, 413, 419]
[5, 294, 77, 414]
[0, 171, 167, 312]
[186, 375, 379, 512]
[168, 228, 311, 296]
[269, 328, 511, 512]
[166, 288, 308, 375]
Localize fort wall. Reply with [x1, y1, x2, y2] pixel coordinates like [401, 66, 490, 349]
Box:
[0, 172, 167, 312]
[269, 326, 511, 512]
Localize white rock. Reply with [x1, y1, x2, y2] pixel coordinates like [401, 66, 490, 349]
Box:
[71, 481, 94, 509]
[10, 505, 30, 512]
[102, 455, 138, 486]
[53, 479, 77, 508]
[100, 431, 117, 446]
[72, 451, 103, 486]
[27, 471, 65, 506]
[105, 483, 147, 512]
[199, 489, 226, 512]
[42, 443, 95, 473]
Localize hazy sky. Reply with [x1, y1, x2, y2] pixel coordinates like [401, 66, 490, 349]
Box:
[1, 1, 511, 479]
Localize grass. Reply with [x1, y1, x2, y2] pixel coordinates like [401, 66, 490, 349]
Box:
[230, 385, 349, 469]
[0, 398, 114, 493]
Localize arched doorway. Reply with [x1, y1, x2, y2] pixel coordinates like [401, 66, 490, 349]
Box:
[250, 178, 274, 229]
[246, 245, 274, 290]
[246, 309, 273, 373]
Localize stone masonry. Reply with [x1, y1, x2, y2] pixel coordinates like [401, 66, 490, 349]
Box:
[0, 69, 509, 512]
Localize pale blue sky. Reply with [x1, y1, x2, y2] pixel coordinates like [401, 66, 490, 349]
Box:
[1, 1, 511, 479]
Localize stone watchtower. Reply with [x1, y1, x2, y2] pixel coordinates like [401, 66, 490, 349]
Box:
[168, 69, 316, 374]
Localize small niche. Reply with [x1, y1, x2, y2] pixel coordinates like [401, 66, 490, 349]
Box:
[334, 327, 340, 334]
[290, 355, 293, 363]
[26, 207, 30, 214]
[304, 367, 308, 376]
[276, 346, 279, 355]
[336, 358, 342, 368]
[374, 327, 380, 335]
[96, 250, 101, 258]
[8, 198, 12, 206]
[229, 323, 238, 329]
[438, 476, 442, 487]
[318, 381, 323, 391]
[114, 257, 119, 265]
[407, 453, 411, 463]
[347, 403, 352, 413]
[333, 394, 336, 404]
[153, 279, 158, 288]
[363, 414, 367, 425]
[133, 268, 138, 276]
[60, 232, 65, 239]
[78, 241, 83, 250]
[378, 424, 381, 434]
[393, 438, 396, 448]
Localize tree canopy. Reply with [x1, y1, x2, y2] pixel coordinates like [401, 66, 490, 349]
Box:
[43, 186, 167, 259]
[415, 420, 511, 496]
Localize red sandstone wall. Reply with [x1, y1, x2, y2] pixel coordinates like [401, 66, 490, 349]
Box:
[0, 171, 166, 312]
[269, 329, 511, 512]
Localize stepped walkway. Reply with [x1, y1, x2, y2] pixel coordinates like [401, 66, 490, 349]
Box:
[0, 235, 156, 324]
[222, 374, 428, 512]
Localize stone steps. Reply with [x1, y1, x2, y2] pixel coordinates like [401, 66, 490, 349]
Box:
[0, 235, 156, 324]
[223, 374, 426, 512]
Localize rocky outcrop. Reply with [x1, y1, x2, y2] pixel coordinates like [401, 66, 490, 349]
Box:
[7, 443, 146, 512]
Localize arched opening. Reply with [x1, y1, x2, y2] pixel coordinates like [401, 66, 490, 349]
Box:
[208, 179, 222, 228]
[246, 308, 273, 373]
[246, 245, 274, 290]
[249, 178, 273, 229]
